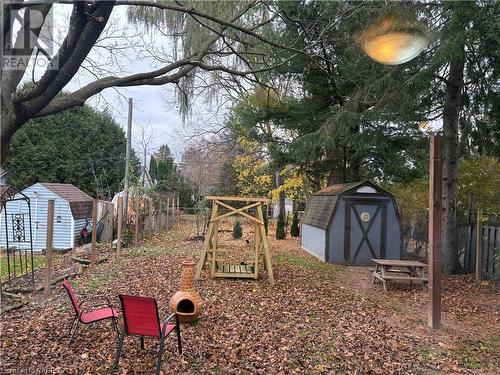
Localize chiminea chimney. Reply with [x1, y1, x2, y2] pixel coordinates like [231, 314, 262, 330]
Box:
[169, 259, 203, 323]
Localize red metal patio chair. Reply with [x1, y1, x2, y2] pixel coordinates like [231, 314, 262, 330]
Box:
[62, 278, 119, 344]
[113, 294, 182, 375]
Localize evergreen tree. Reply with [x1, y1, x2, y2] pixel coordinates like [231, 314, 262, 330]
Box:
[149, 155, 158, 183]
[276, 212, 286, 240]
[290, 211, 300, 237]
[5, 105, 139, 197]
[154, 144, 175, 192]
[232, 220, 243, 239]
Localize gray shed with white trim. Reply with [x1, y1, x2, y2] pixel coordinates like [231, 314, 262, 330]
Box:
[301, 181, 402, 265]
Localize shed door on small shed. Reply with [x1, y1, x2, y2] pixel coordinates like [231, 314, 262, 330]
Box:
[343, 198, 387, 265]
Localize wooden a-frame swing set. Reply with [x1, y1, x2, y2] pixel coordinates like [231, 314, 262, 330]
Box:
[195, 196, 274, 285]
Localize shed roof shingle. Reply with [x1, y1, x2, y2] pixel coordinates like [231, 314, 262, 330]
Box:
[40, 183, 93, 220]
[302, 181, 388, 229]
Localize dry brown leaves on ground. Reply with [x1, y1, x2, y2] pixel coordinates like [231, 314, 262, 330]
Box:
[1, 216, 498, 374]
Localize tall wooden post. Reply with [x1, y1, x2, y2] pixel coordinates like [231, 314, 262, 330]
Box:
[90, 199, 98, 271]
[177, 196, 180, 224]
[124, 98, 133, 221]
[171, 197, 175, 227]
[160, 198, 164, 227]
[43, 200, 55, 294]
[149, 199, 154, 238]
[134, 199, 139, 246]
[428, 136, 442, 330]
[117, 197, 123, 257]
[475, 207, 483, 283]
[166, 197, 170, 229]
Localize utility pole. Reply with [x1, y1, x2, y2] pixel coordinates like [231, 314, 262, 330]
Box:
[124, 98, 133, 221]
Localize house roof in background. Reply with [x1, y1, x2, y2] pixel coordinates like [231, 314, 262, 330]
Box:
[40, 183, 93, 219]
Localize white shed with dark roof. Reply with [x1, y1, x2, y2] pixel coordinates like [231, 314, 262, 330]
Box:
[301, 181, 402, 265]
[0, 183, 93, 252]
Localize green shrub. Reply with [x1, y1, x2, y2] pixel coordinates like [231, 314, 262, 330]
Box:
[276, 212, 286, 240]
[233, 220, 243, 239]
[290, 211, 300, 237]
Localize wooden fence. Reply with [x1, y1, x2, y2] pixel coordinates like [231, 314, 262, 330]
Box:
[97, 200, 114, 244]
[464, 211, 499, 281]
[127, 196, 180, 246]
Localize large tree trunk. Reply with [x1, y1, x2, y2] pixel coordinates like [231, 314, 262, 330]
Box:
[441, 5, 465, 275]
[0, 97, 23, 166]
[275, 170, 286, 217]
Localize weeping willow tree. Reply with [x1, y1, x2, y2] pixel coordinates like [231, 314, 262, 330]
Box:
[127, 1, 286, 117]
[0, 0, 302, 165]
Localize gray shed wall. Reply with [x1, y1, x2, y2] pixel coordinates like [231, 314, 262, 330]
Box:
[385, 199, 402, 260]
[327, 194, 401, 265]
[301, 224, 326, 261]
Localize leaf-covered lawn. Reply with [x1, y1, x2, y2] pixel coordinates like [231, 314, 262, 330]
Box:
[1, 217, 498, 374]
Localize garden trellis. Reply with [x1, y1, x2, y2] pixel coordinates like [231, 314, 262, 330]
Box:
[0, 185, 35, 291]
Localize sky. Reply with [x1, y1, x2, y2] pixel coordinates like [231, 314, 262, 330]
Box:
[32, 3, 228, 163]
[25, 2, 441, 165]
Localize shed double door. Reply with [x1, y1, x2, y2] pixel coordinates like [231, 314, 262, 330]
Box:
[344, 199, 387, 265]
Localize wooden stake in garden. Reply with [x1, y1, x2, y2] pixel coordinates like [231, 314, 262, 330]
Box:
[43, 199, 55, 294]
[428, 135, 442, 330]
[117, 196, 123, 257]
[90, 199, 98, 271]
[475, 207, 483, 283]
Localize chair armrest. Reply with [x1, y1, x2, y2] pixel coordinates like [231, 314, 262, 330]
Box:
[78, 296, 114, 315]
[162, 312, 177, 324]
[79, 295, 112, 306]
[161, 313, 179, 335]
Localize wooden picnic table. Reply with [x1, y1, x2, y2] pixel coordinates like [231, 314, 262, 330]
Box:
[371, 259, 428, 291]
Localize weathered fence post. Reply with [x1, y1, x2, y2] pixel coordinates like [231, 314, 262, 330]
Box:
[428, 135, 442, 330]
[177, 196, 180, 225]
[43, 199, 55, 294]
[159, 198, 163, 228]
[166, 197, 170, 229]
[134, 199, 139, 246]
[90, 199, 98, 271]
[149, 199, 154, 238]
[108, 202, 114, 250]
[117, 196, 123, 257]
[475, 207, 483, 283]
[171, 197, 175, 227]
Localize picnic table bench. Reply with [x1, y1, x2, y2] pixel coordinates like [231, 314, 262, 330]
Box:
[371, 259, 428, 291]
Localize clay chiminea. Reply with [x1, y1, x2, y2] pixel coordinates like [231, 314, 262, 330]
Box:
[169, 259, 203, 323]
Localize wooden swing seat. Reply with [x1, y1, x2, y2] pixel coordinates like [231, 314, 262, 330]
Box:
[216, 263, 254, 274]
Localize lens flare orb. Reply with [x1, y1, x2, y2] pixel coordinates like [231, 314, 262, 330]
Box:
[359, 17, 429, 65]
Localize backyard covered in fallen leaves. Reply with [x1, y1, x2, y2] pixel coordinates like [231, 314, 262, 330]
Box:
[1, 217, 498, 375]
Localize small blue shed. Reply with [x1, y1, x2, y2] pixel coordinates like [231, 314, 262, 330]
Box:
[0, 183, 93, 252]
[301, 181, 402, 265]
